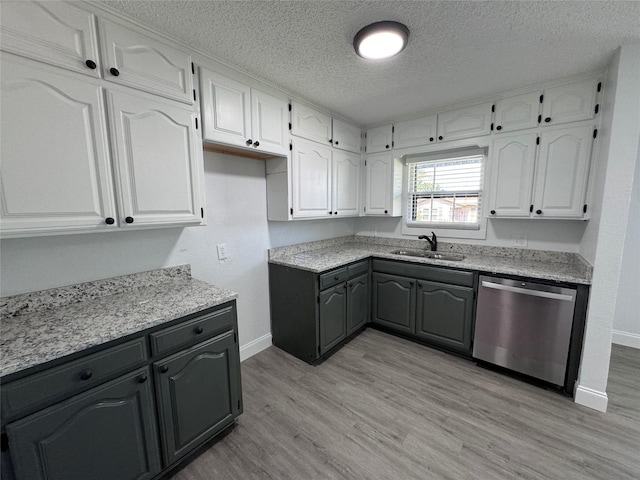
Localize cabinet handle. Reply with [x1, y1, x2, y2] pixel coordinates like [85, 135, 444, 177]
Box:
[429, 137, 434, 142]
[137, 374, 148, 383]
[544, 117, 551, 123]
[246, 139, 253, 146]
[105, 217, 115, 225]
[253, 141, 260, 147]
[536, 209, 543, 215]
[490, 210, 496, 215]
[195, 326, 204, 334]
[438, 136, 443, 140]
[125, 216, 134, 224]
[85, 60, 97, 70]
[109, 67, 120, 76]
[160, 365, 169, 373]
[496, 125, 502, 131]
[79, 369, 93, 381]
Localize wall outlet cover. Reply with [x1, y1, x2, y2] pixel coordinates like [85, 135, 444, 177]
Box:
[217, 243, 228, 260]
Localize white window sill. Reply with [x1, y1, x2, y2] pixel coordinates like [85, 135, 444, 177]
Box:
[402, 219, 487, 240]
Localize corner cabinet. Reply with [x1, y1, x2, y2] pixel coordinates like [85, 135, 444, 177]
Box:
[363, 153, 403, 216]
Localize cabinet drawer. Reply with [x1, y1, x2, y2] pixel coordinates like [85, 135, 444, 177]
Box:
[372, 259, 474, 287]
[347, 261, 369, 278]
[1, 337, 147, 423]
[150, 306, 235, 356]
[319, 267, 348, 289]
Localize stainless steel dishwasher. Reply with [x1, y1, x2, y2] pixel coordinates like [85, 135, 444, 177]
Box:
[473, 275, 577, 386]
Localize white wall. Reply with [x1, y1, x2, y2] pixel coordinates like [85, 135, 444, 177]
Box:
[0, 151, 355, 360]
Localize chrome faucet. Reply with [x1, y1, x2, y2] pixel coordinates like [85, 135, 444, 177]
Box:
[419, 232, 437, 251]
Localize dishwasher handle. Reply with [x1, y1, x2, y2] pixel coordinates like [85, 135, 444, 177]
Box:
[481, 280, 575, 302]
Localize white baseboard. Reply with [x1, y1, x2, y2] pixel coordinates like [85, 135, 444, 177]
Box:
[574, 385, 608, 412]
[612, 330, 640, 349]
[239, 333, 272, 362]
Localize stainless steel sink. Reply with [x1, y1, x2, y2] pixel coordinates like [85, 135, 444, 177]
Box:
[391, 249, 465, 261]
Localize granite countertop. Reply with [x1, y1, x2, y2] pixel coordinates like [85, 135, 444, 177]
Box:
[269, 236, 593, 285]
[0, 265, 238, 378]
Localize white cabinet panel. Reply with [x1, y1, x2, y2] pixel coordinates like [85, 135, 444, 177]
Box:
[0, 55, 116, 236]
[364, 153, 402, 216]
[291, 102, 332, 146]
[332, 119, 361, 153]
[533, 125, 592, 218]
[332, 151, 360, 216]
[493, 92, 541, 133]
[100, 20, 193, 103]
[366, 125, 393, 153]
[393, 115, 437, 149]
[0, 1, 101, 78]
[291, 139, 332, 218]
[108, 90, 202, 226]
[437, 103, 491, 142]
[251, 89, 288, 156]
[541, 79, 597, 126]
[488, 133, 537, 217]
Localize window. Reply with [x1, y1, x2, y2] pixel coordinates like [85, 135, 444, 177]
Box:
[406, 149, 485, 229]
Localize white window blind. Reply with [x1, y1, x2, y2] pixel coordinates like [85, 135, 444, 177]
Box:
[406, 150, 484, 228]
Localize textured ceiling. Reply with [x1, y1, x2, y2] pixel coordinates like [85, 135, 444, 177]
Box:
[97, 0, 640, 126]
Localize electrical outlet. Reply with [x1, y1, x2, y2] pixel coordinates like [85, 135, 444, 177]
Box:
[513, 235, 528, 247]
[217, 243, 228, 260]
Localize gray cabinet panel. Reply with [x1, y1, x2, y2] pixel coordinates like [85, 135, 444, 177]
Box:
[319, 267, 348, 289]
[155, 331, 241, 466]
[6, 367, 161, 480]
[319, 284, 347, 355]
[347, 273, 369, 335]
[372, 273, 415, 334]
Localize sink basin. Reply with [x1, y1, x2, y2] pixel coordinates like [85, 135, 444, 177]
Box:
[391, 250, 465, 261]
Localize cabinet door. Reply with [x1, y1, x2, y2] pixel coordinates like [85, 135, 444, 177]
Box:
[291, 102, 332, 146]
[332, 118, 362, 153]
[541, 79, 597, 126]
[0, 1, 101, 78]
[100, 19, 193, 103]
[154, 332, 241, 465]
[437, 103, 492, 142]
[365, 124, 393, 153]
[347, 273, 370, 336]
[372, 273, 415, 334]
[487, 133, 537, 217]
[251, 89, 288, 155]
[108, 90, 202, 227]
[319, 284, 347, 355]
[291, 139, 332, 218]
[493, 92, 541, 133]
[200, 68, 251, 148]
[393, 115, 438, 149]
[532, 125, 593, 218]
[364, 153, 402, 216]
[0, 55, 117, 237]
[415, 280, 474, 353]
[332, 150, 361, 216]
[6, 368, 161, 480]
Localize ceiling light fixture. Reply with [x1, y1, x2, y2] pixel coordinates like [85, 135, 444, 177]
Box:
[353, 21, 410, 60]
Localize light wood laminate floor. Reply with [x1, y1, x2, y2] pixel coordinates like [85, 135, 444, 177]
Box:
[172, 330, 639, 480]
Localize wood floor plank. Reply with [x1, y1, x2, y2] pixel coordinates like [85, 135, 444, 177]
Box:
[171, 330, 640, 480]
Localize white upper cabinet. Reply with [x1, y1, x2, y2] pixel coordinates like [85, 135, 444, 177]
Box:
[1, 54, 117, 236]
[107, 89, 203, 227]
[541, 79, 598, 127]
[532, 125, 593, 218]
[436, 103, 492, 142]
[366, 124, 394, 153]
[393, 115, 438, 149]
[332, 151, 361, 216]
[488, 133, 538, 217]
[493, 92, 541, 134]
[291, 139, 333, 218]
[99, 19, 193, 104]
[0, 1, 101, 78]
[200, 69, 288, 156]
[332, 119, 362, 153]
[363, 153, 402, 216]
[291, 102, 333, 146]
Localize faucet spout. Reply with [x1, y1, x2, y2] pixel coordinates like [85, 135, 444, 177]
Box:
[418, 232, 438, 251]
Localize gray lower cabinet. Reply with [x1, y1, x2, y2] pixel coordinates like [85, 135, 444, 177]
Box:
[371, 272, 416, 334]
[319, 284, 348, 355]
[347, 273, 369, 335]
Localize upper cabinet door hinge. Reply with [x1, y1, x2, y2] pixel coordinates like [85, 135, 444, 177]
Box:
[234, 332, 237, 343]
[538, 114, 542, 124]
[289, 143, 293, 151]
[593, 129, 598, 139]
[594, 104, 600, 115]
[290, 207, 293, 215]
[201, 207, 204, 218]
[491, 104, 495, 113]
[597, 81, 602, 93]
[288, 103, 292, 112]
[490, 123, 494, 131]
[539, 94, 544, 103]
[583, 204, 588, 214]
[288, 122, 292, 130]
[193, 89, 196, 102]
[195, 117, 199, 130]
[392, 125, 395, 133]
[191, 62, 195, 74]
[536, 136, 540, 145]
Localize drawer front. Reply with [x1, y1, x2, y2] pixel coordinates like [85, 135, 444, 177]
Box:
[150, 306, 235, 357]
[347, 260, 369, 278]
[1, 337, 147, 423]
[372, 259, 474, 287]
[319, 267, 348, 290]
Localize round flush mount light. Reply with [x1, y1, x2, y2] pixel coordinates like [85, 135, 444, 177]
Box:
[354, 21, 410, 60]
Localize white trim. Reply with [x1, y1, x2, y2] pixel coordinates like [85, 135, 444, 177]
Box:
[612, 330, 640, 349]
[574, 385, 608, 412]
[240, 333, 272, 362]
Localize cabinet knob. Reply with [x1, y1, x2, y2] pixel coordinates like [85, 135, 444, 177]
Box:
[385, 144, 390, 149]
[490, 210, 496, 215]
[536, 209, 543, 215]
[246, 139, 253, 146]
[334, 275, 340, 280]
[105, 217, 115, 225]
[429, 137, 434, 142]
[195, 326, 204, 334]
[417, 282, 422, 287]
[335, 141, 339, 145]
[160, 365, 169, 373]
[79, 369, 93, 381]
[137, 374, 148, 383]
[125, 216, 134, 224]
[384, 210, 388, 214]
[496, 125, 502, 131]
[253, 141, 260, 147]
[109, 67, 120, 76]
[544, 117, 551, 123]
[85, 59, 97, 70]
[410, 281, 414, 286]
